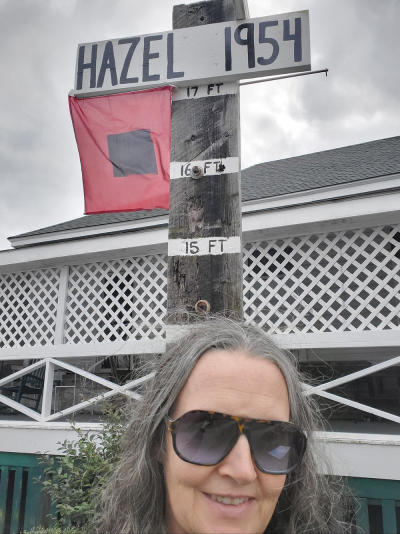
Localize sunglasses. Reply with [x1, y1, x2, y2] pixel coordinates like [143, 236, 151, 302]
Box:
[166, 410, 307, 475]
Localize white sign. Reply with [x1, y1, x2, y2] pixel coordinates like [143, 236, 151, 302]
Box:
[170, 157, 239, 179]
[168, 236, 241, 256]
[173, 81, 238, 100]
[74, 11, 310, 96]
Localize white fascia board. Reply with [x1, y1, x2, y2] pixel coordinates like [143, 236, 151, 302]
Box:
[274, 330, 400, 350]
[2, 188, 400, 273]
[0, 421, 103, 455]
[9, 213, 169, 249]
[315, 432, 400, 480]
[165, 326, 400, 352]
[0, 338, 165, 361]
[1, 331, 398, 361]
[0, 225, 168, 273]
[316, 431, 400, 445]
[243, 189, 400, 242]
[9, 173, 400, 249]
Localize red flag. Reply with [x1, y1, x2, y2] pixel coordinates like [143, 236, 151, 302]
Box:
[69, 86, 172, 214]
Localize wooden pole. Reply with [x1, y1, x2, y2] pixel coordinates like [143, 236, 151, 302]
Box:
[167, 0, 244, 325]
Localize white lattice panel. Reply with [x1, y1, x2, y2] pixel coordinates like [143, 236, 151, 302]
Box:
[63, 256, 167, 344]
[1, 223, 399, 351]
[243, 225, 400, 333]
[0, 268, 60, 348]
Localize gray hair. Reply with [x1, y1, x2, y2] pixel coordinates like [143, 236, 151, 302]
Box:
[97, 317, 353, 534]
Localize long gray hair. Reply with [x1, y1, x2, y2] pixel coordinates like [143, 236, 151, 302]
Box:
[97, 317, 353, 534]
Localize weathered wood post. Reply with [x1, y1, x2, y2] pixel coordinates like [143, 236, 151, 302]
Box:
[71, 1, 311, 335]
[167, 0, 246, 325]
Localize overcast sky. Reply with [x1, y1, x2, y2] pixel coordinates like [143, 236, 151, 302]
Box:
[0, 0, 399, 250]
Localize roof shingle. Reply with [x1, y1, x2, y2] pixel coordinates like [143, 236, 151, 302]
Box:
[11, 136, 400, 239]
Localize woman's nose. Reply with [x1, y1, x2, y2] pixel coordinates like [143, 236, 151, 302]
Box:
[217, 434, 257, 483]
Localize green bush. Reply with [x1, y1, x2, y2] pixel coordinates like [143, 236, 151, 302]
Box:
[35, 405, 126, 533]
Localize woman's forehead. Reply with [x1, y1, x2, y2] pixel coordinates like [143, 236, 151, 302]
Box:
[173, 348, 290, 421]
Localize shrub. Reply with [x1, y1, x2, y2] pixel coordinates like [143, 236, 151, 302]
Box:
[36, 405, 126, 533]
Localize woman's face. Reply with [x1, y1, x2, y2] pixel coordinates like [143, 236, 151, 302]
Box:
[163, 349, 290, 534]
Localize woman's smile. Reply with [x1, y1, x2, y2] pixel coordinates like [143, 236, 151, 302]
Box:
[203, 492, 256, 519]
[207, 493, 254, 505]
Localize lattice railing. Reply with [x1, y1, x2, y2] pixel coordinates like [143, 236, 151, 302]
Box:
[64, 256, 167, 344]
[1, 224, 400, 348]
[243, 225, 400, 333]
[1, 223, 400, 423]
[0, 225, 400, 348]
[0, 268, 60, 348]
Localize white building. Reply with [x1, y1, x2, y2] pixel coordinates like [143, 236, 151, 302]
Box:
[1, 135, 399, 533]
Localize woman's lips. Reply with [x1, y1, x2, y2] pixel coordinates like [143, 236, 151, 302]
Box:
[210, 494, 252, 505]
[203, 492, 255, 514]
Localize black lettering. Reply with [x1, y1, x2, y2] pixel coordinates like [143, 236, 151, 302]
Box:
[224, 27, 232, 71]
[97, 41, 118, 88]
[143, 35, 162, 82]
[218, 239, 226, 252]
[190, 241, 200, 254]
[184, 163, 191, 176]
[167, 33, 184, 79]
[118, 37, 140, 84]
[207, 84, 215, 95]
[216, 83, 223, 93]
[283, 18, 302, 62]
[76, 44, 97, 90]
[204, 161, 212, 173]
[208, 239, 217, 252]
[258, 21, 279, 66]
[234, 23, 255, 69]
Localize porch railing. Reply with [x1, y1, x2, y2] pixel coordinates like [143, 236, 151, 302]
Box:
[0, 222, 399, 425]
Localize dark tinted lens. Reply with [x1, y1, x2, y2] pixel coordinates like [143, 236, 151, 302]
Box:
[174, 411, 237, 465]
[250, 421, 306, 474]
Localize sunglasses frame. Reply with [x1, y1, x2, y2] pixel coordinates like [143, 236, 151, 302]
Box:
[166, 410, 307, 475]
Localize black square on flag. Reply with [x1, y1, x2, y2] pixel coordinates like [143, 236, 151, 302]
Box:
[107, 129, 158, 177]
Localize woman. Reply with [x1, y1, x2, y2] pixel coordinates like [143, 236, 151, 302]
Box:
[98, 318, 353, 534]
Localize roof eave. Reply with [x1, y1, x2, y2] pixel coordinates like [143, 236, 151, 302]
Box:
[9, 172, 400, 249]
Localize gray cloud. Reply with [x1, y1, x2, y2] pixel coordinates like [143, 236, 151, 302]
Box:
[0, 0, 399, 250]
[241, 0, 399, 167]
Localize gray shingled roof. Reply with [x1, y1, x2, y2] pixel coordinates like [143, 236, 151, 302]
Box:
[242, 135, 400, 201]
[11, 136, 400, 239]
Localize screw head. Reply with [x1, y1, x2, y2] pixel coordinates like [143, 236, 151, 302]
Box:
[191, 166, 203, 179]
[194, 299, 211, 314]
